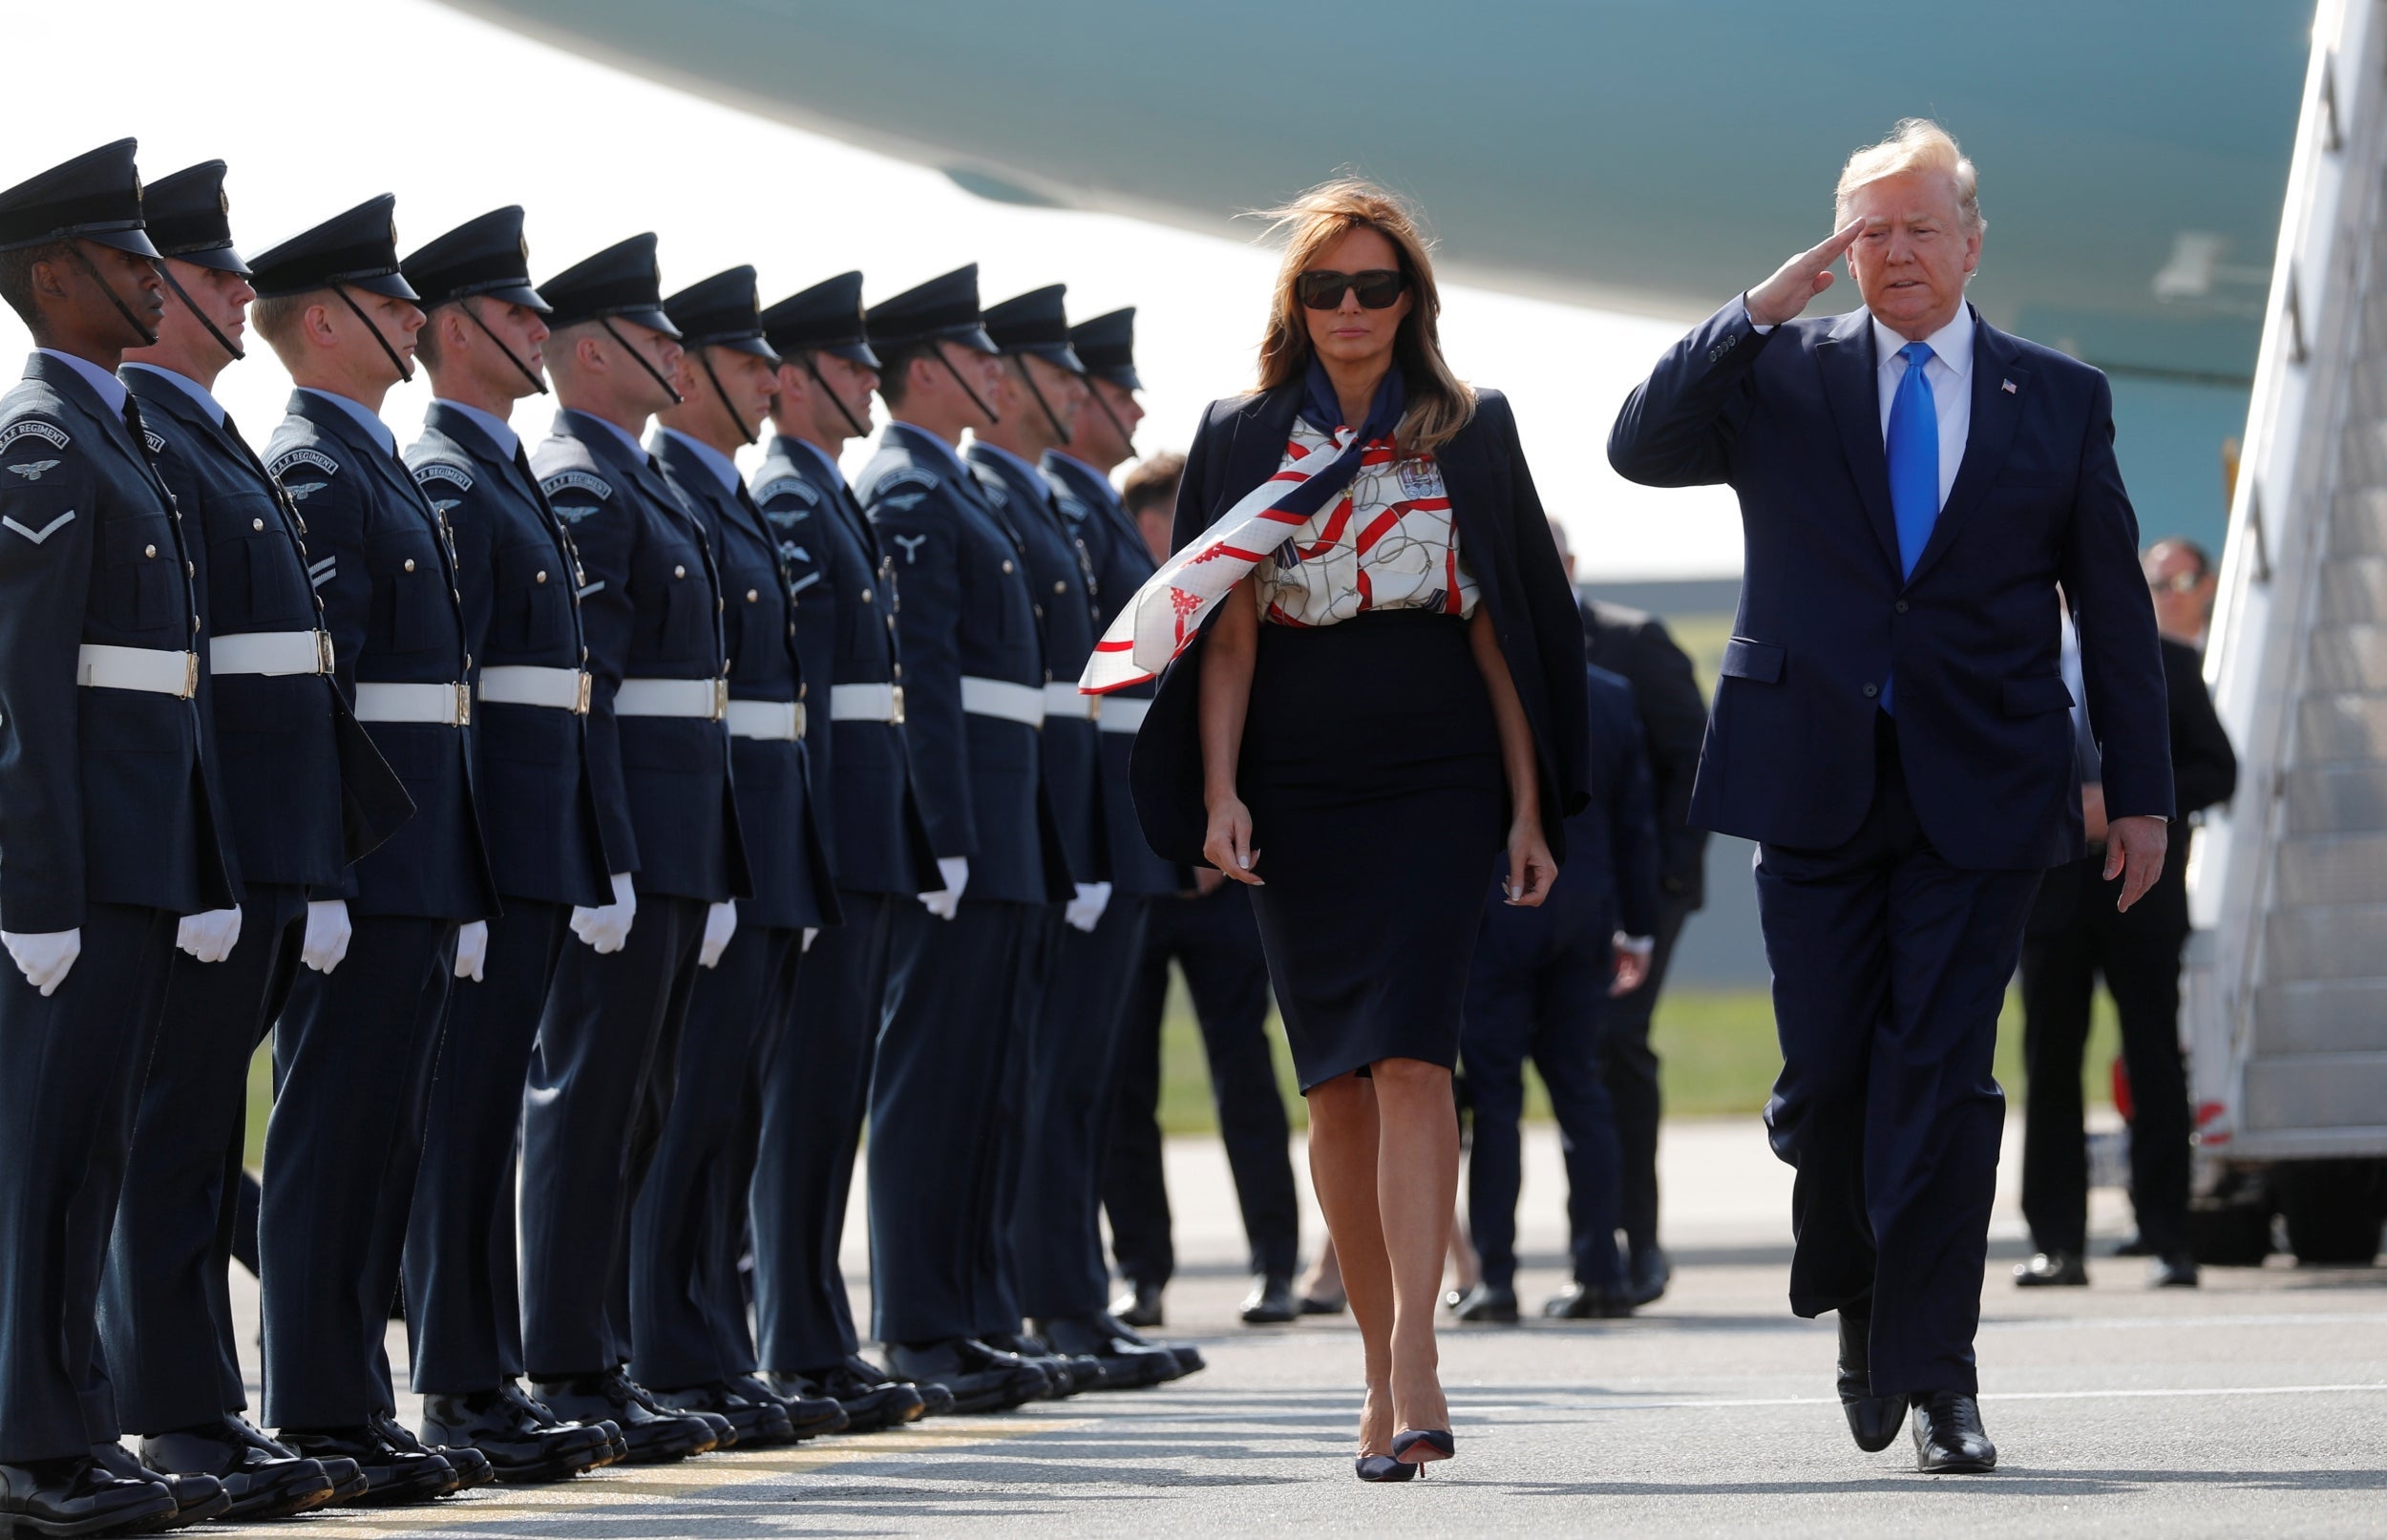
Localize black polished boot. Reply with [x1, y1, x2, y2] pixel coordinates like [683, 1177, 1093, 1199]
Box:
[648, 1382, 798, 1448]
[0, 1454, 178, 1536]
[531, 1370, 716, 1465]
[1453, 1282, 1520, 1323]
[1911, 1390, 1997, 1473]
[88, 1441, 228, 1528]
[419, 1387, 614, 1483]
[1238, 1276, 1298, 1324]
[1835, 1308, 1905, 1453]
[138, 1415, 336, 1522]
[1036, 1314, 1183, 1388]
[778, 1364, 923, 1434]
[274, 1424, 454, 1507]
[885, 1339, 1047, 1414]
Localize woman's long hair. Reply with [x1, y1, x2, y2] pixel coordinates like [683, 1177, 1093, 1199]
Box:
[1256, 178, 1475, 459]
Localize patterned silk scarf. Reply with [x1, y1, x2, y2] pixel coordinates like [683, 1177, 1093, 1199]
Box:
[1080, 361, 1406, 693]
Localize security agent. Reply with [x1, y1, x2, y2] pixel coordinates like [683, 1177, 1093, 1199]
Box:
[249, 193, 504, 1504]
[394, 207, 622, 1484]
[636, 264, 841, 1446]
[857, 264, 1074, 1412]
[102, 158, 408, 1523]
[0, 138, 240, 1540]
[747, 273, 944, 1429]
[519, 234, 746, 1463]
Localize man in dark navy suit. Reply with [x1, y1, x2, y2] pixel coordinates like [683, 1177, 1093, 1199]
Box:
[518, 235, 742, 1466]
[749, 274, 943, 1430]
[251, 196, 504, 1502]
[640, 265, 840, 1446]
[1610, 118, 2172, 1473]
[857, 265, 1066, 1414]
[0, 139, 240, 1539]
[396, 207, 621, 1484]
[105, 158, 399, 1523]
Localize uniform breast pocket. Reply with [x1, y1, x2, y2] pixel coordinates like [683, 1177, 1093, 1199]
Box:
[100, 513, 180, 634]
[210, 498, 305, 624]
[651, 552, 713, 661]
[497, 538, 567, 650]
[726, 565, 785, 681]
[369, 532, 450, 653]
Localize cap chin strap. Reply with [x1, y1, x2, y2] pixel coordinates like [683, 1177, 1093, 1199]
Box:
[933, 342, 999, 428]
[156, 262, 243, 362]
[1085, 378, 1135, 459]
[1012, 354, 1071, 448]
[68, 241, 159, 348]
[802, 351, 871, 440]
[455, 297, 545, 395]
[600, 317, 683, 408]
[695, 348, 757, 448]
[332, 284, 412, 385]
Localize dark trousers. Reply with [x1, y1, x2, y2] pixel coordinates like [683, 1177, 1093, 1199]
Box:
[979, 905, 1059, 1339]
[403, 899, 573, 1396]
[0, 903, 176, 1462]
[102, 886, 306, 1435]
[1104, 883, 1299, 1285]
[753, 891, 898, 1374]
[519, 894, 706, 1378]
[1462, 895, 1623, 1290]
[261, 916, 457, 1428]
[1598, 893, 1696, 1256]
[630, 921, 801, 1390]
[869, 898, 1039, 1345]
[2018, 860, 2192, 1257]
[1012, 897, 1153, 1320]
[1755, 721, 2038, 1400]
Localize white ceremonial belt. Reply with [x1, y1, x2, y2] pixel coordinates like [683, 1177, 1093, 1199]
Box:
[828, 682, 905, 725]
[210, 629, 332, 678]
[1097, 696, 1151, 734]
[615, 676, 729, 721]
[726, 697, 807, 741]
[1042, 682, 1098, 721]
[76, 643, 199, 699]
[478, 665, 592, 714]
[352, 681, 471, 726]
[961, 676, 1045, 727]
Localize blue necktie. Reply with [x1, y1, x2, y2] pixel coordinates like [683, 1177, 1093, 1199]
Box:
[1881, 341, 1938, 713]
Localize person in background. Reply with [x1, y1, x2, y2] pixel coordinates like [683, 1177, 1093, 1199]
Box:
[2015, 566, 2236, 1291]
[1551, 518, 1710, 1307]
[2143, 537, 2216, 652]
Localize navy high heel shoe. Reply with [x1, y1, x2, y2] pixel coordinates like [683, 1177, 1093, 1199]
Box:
[1354, 1453, 1416, 1482]
[1392, 1428, 1455, 1468]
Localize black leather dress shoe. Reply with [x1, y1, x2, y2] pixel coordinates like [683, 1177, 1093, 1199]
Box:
[89, 1441, 228, 1528]
[887, 1339, 1048, 1414]
[782, 1364, 923, 1433]
[2148, 1252, 2200, 1288]
[1297, 1289, 1347, 1316]
[371, 1411, 491, 1493]
[867, 1354, 960, 1418]
[275, 1425, 454, 1506]
[1037, 1314, 1184, 1387]
[1110, 1280, 1164, 1328]
[2113, 1233, 2154, 1256]
[140, 1415, 336, 1522]
[1, 1454, 179, 1536]
[649, 1382, 799, 1448]
[1911, 1391, 1996, 1473]
[729, 1374, 849, 1440]
[1453, 1283, 1520, 1323]
[420, 1388, 614, 1483]
[2013, 1251, 2087, 1286]
[1097, 1314, 1201, 1379]
[1542, 1280, 1632, 1318]
[1835, 1310, 1904, 1453]
[1239, 1276, 1298, 1324]
[531, 1371, 716, 1465]
[1625, 1247, 1672, 1307]
[218, 1415, 368, 1506]
[983, 1332, 1093, 1398]
[505, 1382, 624, 1467]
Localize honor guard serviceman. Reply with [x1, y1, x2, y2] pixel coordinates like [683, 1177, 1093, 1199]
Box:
[394, 207, 622, 1485]
[104, 158, 407, 1524]
[971, 288, 1180, 1389]
[521, 234, 746, 1464]
[637, 265, 840, 1447]
[249, 194, 504, 1504]
[0, 139, 240, 1540]
[748, 274, 945, 1431]
[858, 264, 1073, 1413]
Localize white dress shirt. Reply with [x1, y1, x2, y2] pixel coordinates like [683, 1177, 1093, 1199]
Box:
[297, 387, 397, 457]
[120, 361, 226, 426]
[437, 397, 520, 460]
[1870, 307, 1973, 513]
[37, 348, 128, 415]
[656, 427, 741, 495]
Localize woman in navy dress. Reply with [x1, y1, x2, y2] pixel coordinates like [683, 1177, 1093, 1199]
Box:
[1095, 180, 1590, 1479]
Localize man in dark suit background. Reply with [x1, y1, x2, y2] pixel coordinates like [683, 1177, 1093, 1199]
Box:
[1610, 117, 2172, 1473]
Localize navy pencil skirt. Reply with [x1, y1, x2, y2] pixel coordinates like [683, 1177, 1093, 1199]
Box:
[1239, 609, 1505, 1091]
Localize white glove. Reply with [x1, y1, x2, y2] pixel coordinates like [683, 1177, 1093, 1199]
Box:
[3, 928, 81, 997]
[802, 927, 818, 952]
[918, 855, 970, 921]
[301, 899, 351, 975]
[176, 907, 243, 964]
[571, 873, 637, 954]
[699, 900, 738, 968]
[1064, 880, 1113, 933]
[454, 919, 489, 981]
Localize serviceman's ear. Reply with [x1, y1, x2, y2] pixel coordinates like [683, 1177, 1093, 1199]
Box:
[305, 301, 340, 350]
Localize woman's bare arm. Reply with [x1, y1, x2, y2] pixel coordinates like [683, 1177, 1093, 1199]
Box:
[1469, 605, 1556, 905]
[1200, 573, 1264, 884]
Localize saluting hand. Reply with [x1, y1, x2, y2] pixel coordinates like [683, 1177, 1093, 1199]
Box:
[1743, 219, 1869, 328]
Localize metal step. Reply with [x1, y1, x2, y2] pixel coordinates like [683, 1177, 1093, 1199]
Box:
[2254, 978, 2387, 1054]
[2274, 831, 2387, 904]
[2244, 1052, 2387, 1131]
[2319, 555, 2387, 624]
[2264, 903, 2387, 980]
[2296, 692, 2387, 759]
[2308, 624, 2387, 690]
[2284, 764, 2387, 833]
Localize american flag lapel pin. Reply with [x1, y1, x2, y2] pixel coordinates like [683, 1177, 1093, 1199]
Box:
[2001, 378, 2017, 394]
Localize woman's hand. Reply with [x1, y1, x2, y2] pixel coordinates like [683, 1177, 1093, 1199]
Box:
[1503, 817, 1556, 907]
[1204, 793, 1265, 885]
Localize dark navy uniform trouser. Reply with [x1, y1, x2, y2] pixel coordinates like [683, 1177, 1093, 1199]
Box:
[403, 899, 574, 1396]
[630, 920, 802, 1390]
[519, 893, 706, 1379]
[0, 904, 177, 1463]
[753, 890, 900, 1375]
[101, 885, 306, 1435]
[261, 915, 457, 1430]
[1011, 896, 1152, 1320]
[980, 905, 1060, 1339]
[1756, 717, 2038, 1401]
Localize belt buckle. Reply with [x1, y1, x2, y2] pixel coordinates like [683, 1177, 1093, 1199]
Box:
[888, 684, 905, 726]
[712, 677, 729, 722]
[454, 682, 473, 728]
[314, 630, 335, 676]
[180, 650, 200, 700]
[792, 701, 808, 741]
[575, 670, 593, 716]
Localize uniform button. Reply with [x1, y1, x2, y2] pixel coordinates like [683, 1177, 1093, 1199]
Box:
[1054, 580, 1067, 595]
[144, 543, 158, 559]
[747, 588, 759, 602]
[1894, 599, 1909, 613]
[674, 564, 687, 579]
[1862, 683, 1880, 699]
[404, 559, 416, 572]
[1001, 559, 1014, 574]
[1033, 603, 1045, 620]
[537, 570, 549, 583]
[252, 517, 265, 532]
[859, 588, 872, 602]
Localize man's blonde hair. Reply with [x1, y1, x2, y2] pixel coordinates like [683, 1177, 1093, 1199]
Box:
[1834, 118, 1985, 236]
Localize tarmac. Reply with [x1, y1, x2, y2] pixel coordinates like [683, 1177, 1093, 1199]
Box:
[203, 1113, 2387, 1538]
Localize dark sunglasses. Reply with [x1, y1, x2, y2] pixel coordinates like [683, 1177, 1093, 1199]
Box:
[2148, 570, 2207, 594]
[1297, 268, 1406, 310]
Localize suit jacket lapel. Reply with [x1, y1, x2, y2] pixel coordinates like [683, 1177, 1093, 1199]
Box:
[1906, 316, 2030, 587]
[1814, 310, 1903, 577]
[1436, 409, 1502, 591]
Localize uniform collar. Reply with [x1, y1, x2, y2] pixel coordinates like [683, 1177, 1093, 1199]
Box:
[297, 386, 396, 456]
[885, 419, 972, 485]
[431, 397, 519, 460]
[1044, 450, 1117, 500]
[35, 348, 128, 415]
[120, 361, 223, 426]
[656, 426, 740, 495]
[559, 406, 649, 466]
[1868, 303, 1975, 377]
[967, 438, 1046, 491]
[772, 433, 846, 495]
